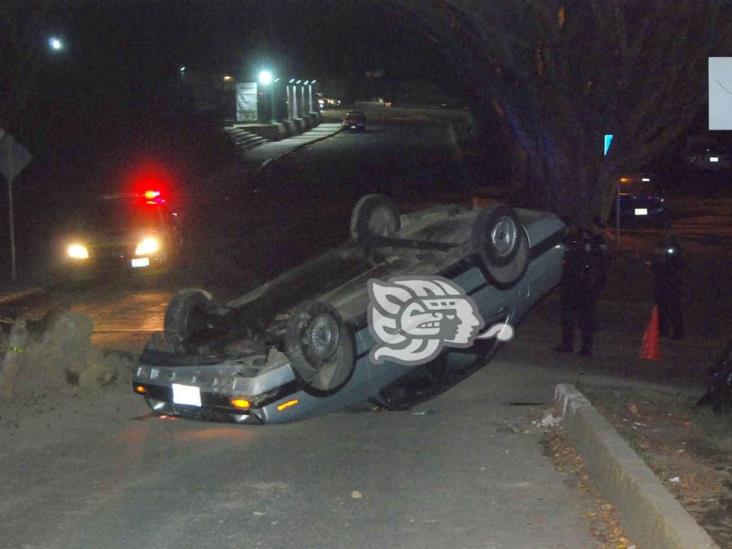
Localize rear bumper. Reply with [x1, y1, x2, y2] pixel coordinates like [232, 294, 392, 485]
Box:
[135, 382, 265, 423]
[131, 358, 303, 424]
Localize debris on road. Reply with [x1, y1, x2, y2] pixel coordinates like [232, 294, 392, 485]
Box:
[0, 319, 28, 397]
[533, 412, 562, 429]
[0, 311, 134, 398]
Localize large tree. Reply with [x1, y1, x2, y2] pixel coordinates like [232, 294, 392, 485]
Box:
[391, 1, 732, 221]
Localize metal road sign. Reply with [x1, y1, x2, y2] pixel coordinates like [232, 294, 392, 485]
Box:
[0, 132, 32, 183]
[0, 131, 33, 281]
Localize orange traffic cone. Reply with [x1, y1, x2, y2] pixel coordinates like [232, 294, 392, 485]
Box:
[640, 305, 662, 361]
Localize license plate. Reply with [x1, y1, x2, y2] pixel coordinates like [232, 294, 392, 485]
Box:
[131, 257, 150, 268]
[634, 208, 648, 216]
[172, 383, 202, 407]
[710, 156, 719, 162]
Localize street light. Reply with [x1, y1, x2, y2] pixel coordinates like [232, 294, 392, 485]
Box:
[258, 70, 273, 86]
[48, 36, 64, 52]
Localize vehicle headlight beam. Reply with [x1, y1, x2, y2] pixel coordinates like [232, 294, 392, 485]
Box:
[135, 237, 161, 256]
[67, 243, 89, 260]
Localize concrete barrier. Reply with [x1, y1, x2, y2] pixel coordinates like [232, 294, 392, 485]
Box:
[281, 120, 295, 138]
[555, 384, 719, 549]
[304, 113, 318, 128]
[292, 118, 306, 134]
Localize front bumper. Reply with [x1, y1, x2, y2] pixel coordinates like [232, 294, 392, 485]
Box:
[131, 354, 308, 424]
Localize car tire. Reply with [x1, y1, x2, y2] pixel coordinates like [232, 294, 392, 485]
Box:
[471, 204, 529, 287]
[350, 194, 400, 243]
[164, 288, 215, 347]
[284, 300, 356, 395]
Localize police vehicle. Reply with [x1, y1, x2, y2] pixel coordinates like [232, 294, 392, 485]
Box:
[55, 190, 183, 277]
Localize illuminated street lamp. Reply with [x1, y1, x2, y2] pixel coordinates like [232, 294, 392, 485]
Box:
[48, 36, 64, 52]
[258, 70, 273, 86]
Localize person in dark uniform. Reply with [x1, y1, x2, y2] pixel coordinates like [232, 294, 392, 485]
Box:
[651, 230, 684, 340]
[554, 223, 610, 356]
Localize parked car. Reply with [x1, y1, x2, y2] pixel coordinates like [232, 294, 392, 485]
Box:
[54, 191, 183, 277]
[343, 111, 366, 131]
[132, 195, 566, 424]
[684, 140, 732, 172]
[611, 192, 670, 229]
[618, 173, 656, 192]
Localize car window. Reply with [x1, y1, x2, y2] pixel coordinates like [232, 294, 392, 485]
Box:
[72, 200, 164, 231]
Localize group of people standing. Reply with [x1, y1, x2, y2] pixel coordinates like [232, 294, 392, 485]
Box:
[554, 221, 684, 357]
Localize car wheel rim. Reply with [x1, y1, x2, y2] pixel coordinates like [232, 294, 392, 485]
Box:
[491, 216, 518, 258]
[368, 207, 398, 236]
[306, 313, 340, 363]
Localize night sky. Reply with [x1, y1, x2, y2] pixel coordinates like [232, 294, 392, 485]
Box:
[1, 1, 463, 154]
[41, 1, 457, 99]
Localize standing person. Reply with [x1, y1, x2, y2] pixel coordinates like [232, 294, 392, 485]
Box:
[554, 223, 610, 356]
[651, 230, 684, 340]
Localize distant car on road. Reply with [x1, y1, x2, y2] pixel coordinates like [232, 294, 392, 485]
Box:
[55, 191, 183, 277]
[684, 140, 732, 172]
[343, 111, 366, 132]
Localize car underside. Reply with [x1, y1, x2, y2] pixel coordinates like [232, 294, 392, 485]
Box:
[132, 195, 565, 423]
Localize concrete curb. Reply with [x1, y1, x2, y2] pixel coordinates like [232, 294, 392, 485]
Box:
[554, 384, 719, 549]
[255, 125, 343, 174]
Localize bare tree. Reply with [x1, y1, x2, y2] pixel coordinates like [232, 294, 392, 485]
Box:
[390, 1, 732, 220]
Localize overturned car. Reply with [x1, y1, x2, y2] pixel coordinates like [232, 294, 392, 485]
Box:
[132, 195, 566, 423]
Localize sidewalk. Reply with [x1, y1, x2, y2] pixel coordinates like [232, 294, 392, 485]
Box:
[241, 123, 343, 171]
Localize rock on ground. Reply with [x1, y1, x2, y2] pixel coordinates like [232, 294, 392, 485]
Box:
[1, 312, 134, 398]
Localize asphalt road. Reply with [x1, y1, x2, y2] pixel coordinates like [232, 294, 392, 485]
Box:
[0, 111, 599, 548]
[0, 361, 595, 549]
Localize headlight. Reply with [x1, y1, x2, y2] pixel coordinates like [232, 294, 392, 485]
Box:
[135, 237, 161, 256]
[67, 243, 89, 260]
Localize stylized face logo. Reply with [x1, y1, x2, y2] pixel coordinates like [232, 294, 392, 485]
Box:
[367, 276, 487, 366]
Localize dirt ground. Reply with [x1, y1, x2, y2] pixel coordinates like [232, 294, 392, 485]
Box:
[579, 383, 732, 548]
